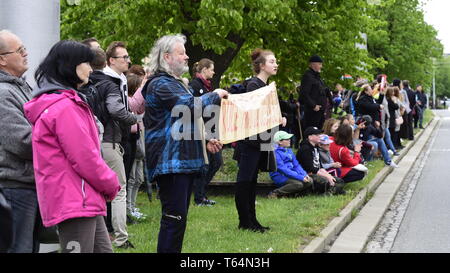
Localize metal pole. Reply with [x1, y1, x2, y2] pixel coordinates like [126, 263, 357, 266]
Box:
[0, 0, 60, 87]
[433, 68, 436, 109]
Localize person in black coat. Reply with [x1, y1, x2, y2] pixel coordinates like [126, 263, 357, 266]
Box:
[403, 80, 415, 140]
[234, 48, 286, 233]
[189, 58, 223, 206]
[299, 55, 332, 131]
[415, 85, 427, 129]
[354, 84, 384, 123]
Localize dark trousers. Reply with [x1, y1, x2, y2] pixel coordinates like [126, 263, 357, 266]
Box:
[235, 143, 261, 228]
[193, 150, 223, 204]
[157, 173, 195, 253]
[342, 169, 366, 183]
[58, 216, 113, 253]
[407, 112, 414, 140]
[389, 127, 402, 149]
[2, 188, 43, 253]
[303, 108, 325, 131]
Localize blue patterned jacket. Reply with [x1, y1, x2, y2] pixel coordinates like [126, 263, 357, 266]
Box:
[142, 72, 220, 181]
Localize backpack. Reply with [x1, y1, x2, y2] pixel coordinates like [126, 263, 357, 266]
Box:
[228, 78, 251, 94]
[229, 83, 246, 94]
[81, 80, 110, 126]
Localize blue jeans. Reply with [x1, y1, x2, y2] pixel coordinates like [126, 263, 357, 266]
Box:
[2, 188, 43, 253]
[384, 128, 396, 153]
[368, 137, 392, 165]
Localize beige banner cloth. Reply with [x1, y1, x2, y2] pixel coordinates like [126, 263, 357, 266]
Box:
[219, 82, 283, 144]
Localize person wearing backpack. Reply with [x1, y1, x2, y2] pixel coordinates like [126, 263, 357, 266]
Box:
[90, 41, 137, 249]
[234, 48, 287, 233]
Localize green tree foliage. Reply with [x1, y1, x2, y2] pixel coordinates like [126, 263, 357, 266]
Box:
[61, 0, 442, 96]
[366, 0, 443, 88]
[434, 55, 450, 98]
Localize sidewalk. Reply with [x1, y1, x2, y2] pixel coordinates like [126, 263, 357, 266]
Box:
[302, 116, 439, 253]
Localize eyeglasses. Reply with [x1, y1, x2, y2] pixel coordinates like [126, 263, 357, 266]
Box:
[0, 46, 27, 56]
[112, 55, 131, 61]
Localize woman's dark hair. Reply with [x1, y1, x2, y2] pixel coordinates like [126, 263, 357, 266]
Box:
[126, 73, 143, 97]
[334, 124, 354, 147]
[251, 48, 274, 74]
[35, 40, 94, 89]
[192, 58, 214, 75]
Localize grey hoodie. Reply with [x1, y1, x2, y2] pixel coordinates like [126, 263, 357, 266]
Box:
[0, 70, 34, 189]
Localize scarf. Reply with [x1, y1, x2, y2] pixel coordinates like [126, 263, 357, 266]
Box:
[195, 73, 212, 92]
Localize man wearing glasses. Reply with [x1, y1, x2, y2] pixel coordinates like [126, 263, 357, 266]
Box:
[0, 30, 42, 252]
[90, 41, 137, 249]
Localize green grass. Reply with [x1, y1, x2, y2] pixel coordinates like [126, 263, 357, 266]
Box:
[116, 109, 434, 253]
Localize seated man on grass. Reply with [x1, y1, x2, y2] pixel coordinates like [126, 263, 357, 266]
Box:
[296, 127, 346, 195]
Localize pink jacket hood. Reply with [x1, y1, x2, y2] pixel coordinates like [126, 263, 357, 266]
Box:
[24, 87, 120, 227]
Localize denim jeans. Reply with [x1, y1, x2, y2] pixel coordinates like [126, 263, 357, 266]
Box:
[384, 127, 396, 153]
[2, 188, 43, 253]
[368, 137, 392, 165]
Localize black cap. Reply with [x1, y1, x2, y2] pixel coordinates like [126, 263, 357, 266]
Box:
[304, 126, 322, 138]
[309, 55, 323, 63]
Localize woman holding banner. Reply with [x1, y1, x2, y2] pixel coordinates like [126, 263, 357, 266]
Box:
[234, 48, 284, 233]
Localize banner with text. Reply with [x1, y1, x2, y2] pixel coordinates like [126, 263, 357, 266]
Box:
[219, 82, 283, 144]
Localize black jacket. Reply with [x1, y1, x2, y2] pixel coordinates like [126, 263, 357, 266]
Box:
[90, 71, 136, 143]
[355, 93, 383, 123]
[232, 76, 276, 172]
[299, 68, 332, 109]
[189, 77, 211, 97]
[387, 97, 400, 129]
[406, 88, 417, 109]
[296, 140, 322, 174]
[359, 124, 383, 141]
[417, 91, 427, 109]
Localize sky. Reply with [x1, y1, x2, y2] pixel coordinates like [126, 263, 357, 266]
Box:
[422, 0, 450, 54]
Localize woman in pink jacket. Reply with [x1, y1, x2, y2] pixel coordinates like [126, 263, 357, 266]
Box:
[24, 40, 120, 253]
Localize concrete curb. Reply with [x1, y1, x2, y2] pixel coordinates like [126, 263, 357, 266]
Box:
[301, 116, 439, 253]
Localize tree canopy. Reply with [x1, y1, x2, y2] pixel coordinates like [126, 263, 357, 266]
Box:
[61, 0, 444, 96]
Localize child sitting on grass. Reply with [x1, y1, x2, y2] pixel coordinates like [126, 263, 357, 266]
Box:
[268, 131, 313, 198]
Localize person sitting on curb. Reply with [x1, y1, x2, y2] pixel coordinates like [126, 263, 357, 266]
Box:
[330, 124, 367, 183]
[268, 131, 313, 198]
[296, 127, 346, 195]
[318, 134, 342, 178]
[358, 115, 398, 168]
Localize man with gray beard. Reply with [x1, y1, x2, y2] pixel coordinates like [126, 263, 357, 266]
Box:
[143, 34, 228, 253]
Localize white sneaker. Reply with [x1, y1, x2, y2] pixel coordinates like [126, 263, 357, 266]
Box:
[388, 150, 394, 156]
[389, 161, 398, 168]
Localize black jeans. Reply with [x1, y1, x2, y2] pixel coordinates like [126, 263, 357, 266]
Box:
[342, 169, 366, 183]
[157, 173, 195, 253]
[193, 150, 223, 204]
[235, 143, 262, 228]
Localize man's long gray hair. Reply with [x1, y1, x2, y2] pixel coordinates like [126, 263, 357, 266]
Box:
[148, 34, 187, 77]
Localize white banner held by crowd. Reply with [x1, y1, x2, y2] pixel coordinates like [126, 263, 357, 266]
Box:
[219, 82, 283, 144]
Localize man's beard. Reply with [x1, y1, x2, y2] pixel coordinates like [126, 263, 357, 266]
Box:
[171, 62, 189, 77]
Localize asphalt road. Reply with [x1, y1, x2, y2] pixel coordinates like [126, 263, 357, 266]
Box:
[367, 109, 450, 253]
[391, 110, 450, 252]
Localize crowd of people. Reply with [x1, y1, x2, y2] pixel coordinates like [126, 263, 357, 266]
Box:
[0, 29, 428, 253]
